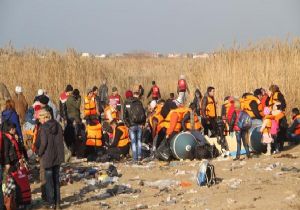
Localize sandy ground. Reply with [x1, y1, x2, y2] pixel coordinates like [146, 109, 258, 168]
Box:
[30, 144, 300, 210]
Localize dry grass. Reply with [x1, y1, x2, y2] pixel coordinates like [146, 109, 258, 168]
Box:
[0, 39, 299, 116]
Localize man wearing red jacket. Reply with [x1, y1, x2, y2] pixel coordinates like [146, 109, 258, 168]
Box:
[147, 81, 161, 101]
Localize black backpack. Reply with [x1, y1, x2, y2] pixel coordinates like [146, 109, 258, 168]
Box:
[129, 100, 146, 124]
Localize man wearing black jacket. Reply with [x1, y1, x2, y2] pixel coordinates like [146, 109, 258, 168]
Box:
[241, 90, 263, 120]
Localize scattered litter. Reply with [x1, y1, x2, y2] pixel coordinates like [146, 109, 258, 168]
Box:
[140, 179, 179, 190]
[227, 198, 237, 204]
[275, 154, 297, 159]
[166, 195, 177, 205]
[132, 204, 148, 210]
[265, 162, 281, 171]
[187, 189, 198, 194]
[285, 194, 296, 201]
[180, 181, 192, 187]
[226, 178, 242, 189]
[174, 170, 186, 176]
[281, 167, 300, 173]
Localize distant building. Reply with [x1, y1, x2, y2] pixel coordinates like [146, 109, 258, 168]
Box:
[81, 52, 90, 57]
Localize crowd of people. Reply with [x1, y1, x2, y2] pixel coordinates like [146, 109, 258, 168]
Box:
[0, 76, 299, 209]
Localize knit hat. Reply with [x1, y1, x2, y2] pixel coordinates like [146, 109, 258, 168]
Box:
[179, 74, 185, 80]
[65, 84, 73, 92]
[15, 86, 22, 93]
[125, 90, 133, 99]
[38, 95, 49, 105]
[150, 100, 157, 109]
[112, 87, 118, 92]
[37, 89, 44, 96]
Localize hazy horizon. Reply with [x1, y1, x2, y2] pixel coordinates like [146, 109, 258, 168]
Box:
[1, 0, 300, 54]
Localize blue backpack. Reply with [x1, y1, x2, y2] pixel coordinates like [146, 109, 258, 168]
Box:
[237, 111, 252, 130]
[197, 160, 216, 187]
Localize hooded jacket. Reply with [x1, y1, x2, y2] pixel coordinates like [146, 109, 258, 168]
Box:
[66, 95, 81, 122]
[38, 119, 64, 169]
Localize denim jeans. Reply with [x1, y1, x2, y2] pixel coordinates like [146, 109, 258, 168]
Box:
[235, 131, 250, 157]
[129, 125, 143, 161]
[0, 165, 3, 209]
[45, 165, 60, 205]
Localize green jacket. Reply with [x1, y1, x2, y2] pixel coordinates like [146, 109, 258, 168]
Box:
[66, 95, 81, 122]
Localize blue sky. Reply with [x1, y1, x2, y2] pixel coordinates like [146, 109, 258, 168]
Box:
[0, 0, 299, 53]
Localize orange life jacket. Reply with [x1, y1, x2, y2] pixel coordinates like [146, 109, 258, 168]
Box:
[240, 95, 262, 118]
[202, 96, 216, 118]
[86, 123, 102, 147]
[114, 125, 130, 147]
[160, 106, 189, 132]
[149, 104, 164, 128]
[294, 115, 300, 135]
[185, 111, 202, 131]
[84, 96, 97, 117]
[104, 105, 118, 121]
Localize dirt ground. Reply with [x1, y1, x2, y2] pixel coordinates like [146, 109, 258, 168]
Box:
[30, 144, 300, 210]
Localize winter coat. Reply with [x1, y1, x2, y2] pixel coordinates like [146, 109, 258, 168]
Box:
[1, 109, 23, 141]
[38, 119, 64, 169]
[12, 93, 28, 123]
[98, 84, 108, 103]
[66, 95, 81, 122]
[3, 133, 21, 172]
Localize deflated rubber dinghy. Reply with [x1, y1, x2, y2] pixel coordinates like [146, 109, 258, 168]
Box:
[170, 132, 198, 160]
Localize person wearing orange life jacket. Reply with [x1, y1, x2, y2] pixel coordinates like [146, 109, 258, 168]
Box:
[104, 100, 118, 123]
[106, 120, 130, 160]
[84, 89, 98, 118]
[201, 86, 217, 136]
[260, 88, 269, 111]
[177, 75, 190, 103]
[146, 100, 165, 155]
[287, 108, 300, 144]
[240, 89, 263, 120]
[85, 119, 104, 162]
[164, 97, 189, 139]
[147, 81, 161, 101]
[266, 84, 286, 111]
[181, 103, 202, 132]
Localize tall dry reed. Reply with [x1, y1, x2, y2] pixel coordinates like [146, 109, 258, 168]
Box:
[0, 39, 299, 115]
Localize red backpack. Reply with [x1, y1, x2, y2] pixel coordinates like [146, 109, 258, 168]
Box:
[178, 79, 187, 92]
[5, 133, 31, 205]
[152, 85, 160, 98]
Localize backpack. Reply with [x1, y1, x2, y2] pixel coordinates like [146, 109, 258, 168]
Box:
[194, 144, 219, 160]
[197, 160, 216, 187]
[178, 79, 187, 92]
[237, 111, 252, 130]
[155, 138, 172, 161]
[128, 100, 146, 124]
